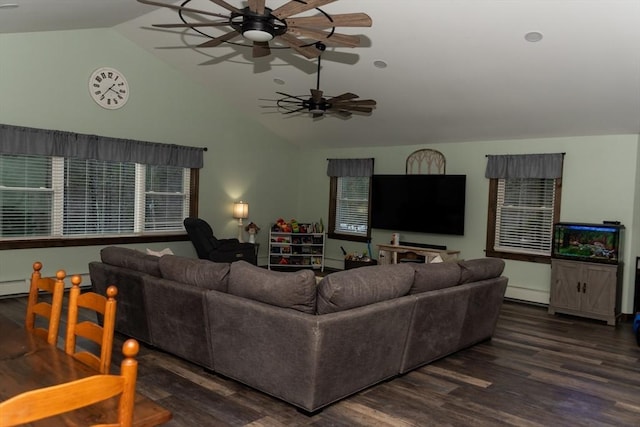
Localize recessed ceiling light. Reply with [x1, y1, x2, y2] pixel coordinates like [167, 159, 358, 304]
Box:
[0, 3, 19, 8]
[373, 60, 388, 69]
[524, 31, 543, 42]
[273, 78, 285, 85]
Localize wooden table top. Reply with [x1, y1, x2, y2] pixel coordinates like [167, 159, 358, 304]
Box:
[0, 314, 172, 427]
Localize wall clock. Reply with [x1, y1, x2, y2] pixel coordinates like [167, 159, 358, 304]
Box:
[88, 67, 129, 109]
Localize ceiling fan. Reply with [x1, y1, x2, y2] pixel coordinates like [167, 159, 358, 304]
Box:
[262, 44, 376, 118]
[138, 0, 372, 59]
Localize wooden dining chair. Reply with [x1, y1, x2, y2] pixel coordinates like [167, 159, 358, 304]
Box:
[25, 262, 66, 345]
[0, 338, 139, 427]
[65, 275, 118, 374]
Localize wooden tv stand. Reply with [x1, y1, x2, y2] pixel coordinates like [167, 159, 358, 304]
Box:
[376, 244, 460, 265]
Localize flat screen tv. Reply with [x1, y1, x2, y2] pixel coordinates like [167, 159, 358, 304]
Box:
[370, 174, 466, 235]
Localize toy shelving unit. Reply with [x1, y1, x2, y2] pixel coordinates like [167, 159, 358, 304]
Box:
[268, 228, 325, 272]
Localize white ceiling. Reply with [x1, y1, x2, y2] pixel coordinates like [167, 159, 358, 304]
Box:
[2, 0, 640, 148]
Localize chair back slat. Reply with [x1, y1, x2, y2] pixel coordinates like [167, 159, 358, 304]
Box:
[25, 262, 65, 345]
[0, 339, 139, 427]
[65, 276, 118, 374]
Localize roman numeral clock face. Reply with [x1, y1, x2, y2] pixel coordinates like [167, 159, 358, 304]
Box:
[89, 67, 129, 109]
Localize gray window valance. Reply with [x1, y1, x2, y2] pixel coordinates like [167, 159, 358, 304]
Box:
[485, 153, 564, 179]
[326, 158, 374, 177]
[0, 123, 204, 168]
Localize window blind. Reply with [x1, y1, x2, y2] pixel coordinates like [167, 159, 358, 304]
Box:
[64, 158, 136, 236]
[334, 176, 370, 236]
[494, 178, 556, 255]
[0, 153, 190, 240]
[0, 154, 53, 237]
[144, 165, 190, 232]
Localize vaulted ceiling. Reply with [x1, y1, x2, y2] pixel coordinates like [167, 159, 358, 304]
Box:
[2, 1, 640, 148]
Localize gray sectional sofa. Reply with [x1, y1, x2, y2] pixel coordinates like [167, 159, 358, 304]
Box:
[89, 246, 508, 412]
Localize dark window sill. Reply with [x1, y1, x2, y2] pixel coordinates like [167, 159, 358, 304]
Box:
[485, 249, 551, 264]
[0, 233, 189, 250]
[327, 232, 370, 243]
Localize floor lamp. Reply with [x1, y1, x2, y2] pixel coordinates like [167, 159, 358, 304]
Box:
[233, 201, 249, 243]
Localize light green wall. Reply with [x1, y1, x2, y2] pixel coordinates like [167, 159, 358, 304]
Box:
[1, 29, 639, 315]
[0, 28, 297, 287]
[298, 135, 640, 313]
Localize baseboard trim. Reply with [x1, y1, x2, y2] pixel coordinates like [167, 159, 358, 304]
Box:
[505, 285, 550, 305]
[0, 273, 91, 298]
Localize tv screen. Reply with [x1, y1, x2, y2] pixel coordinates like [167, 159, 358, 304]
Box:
[370, 175, 466, 235]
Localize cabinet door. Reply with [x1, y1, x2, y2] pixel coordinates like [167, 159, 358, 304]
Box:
[550, 261, 581, 311]
[581, 264, 616, 316]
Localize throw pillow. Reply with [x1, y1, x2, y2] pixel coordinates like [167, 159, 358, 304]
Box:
[146, 247, 174, 257]
[100, 246, 161, 277]
[458, 258, 505, 284]
[227, 261, 317, 314]
[158, 255, 230, 291]
[410, 262, 462, 294]
[316, 264, 414, 315]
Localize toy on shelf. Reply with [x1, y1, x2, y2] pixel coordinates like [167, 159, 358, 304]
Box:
[273, 218, 292, 233]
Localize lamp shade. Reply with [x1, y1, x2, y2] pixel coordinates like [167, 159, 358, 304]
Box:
[233, 201, 249, 219]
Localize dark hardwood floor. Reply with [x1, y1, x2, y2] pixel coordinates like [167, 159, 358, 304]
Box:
[2, 296, 639, 426]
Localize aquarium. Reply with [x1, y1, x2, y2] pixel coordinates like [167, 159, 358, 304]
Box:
[552, 222, 623, 264]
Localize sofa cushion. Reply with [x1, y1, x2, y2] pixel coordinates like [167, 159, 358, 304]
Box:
[227, 261, 317, 314]
[458, 258, 505, 284]
[100, 246, 161, 277]
[158, 255, 230, 291]
[409, 262, 462, 294]
[316, 264, 414, 315]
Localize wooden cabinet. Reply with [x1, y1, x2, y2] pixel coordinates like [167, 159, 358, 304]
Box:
[549, 259, 622, 325]
[268, 230, 325, 271]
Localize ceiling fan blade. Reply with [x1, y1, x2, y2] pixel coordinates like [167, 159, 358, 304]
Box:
[252, 41, 271, 58]
[287, 27, 360, 47]
[137, 0, 228, 19]
[276, 91, 308, 102]
[283, 106, 308, 115]
[197, 30, 240, 47]
[278, 33, 322, 59]
[332, 99, 377, 107]
[152, 21, 230, 28]
[208, 0, 241, 14]
[285, 13, 373, 29]
[327, 93, 359, 102]
[248, 0, 266, 15]
[336, 106, 373, 113]
[272, 0, 337, 20]
[335, 110, 352, 118]
[310, 89, 324, 104]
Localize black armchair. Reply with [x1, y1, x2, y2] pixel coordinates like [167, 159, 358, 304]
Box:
[183, 217, 257, 265]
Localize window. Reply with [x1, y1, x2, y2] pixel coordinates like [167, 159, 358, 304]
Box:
[485, 153, 563, 264]
[326, 158, 374, 242]
[0, 154, 195, 243]
[328, 176, 371, 241]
